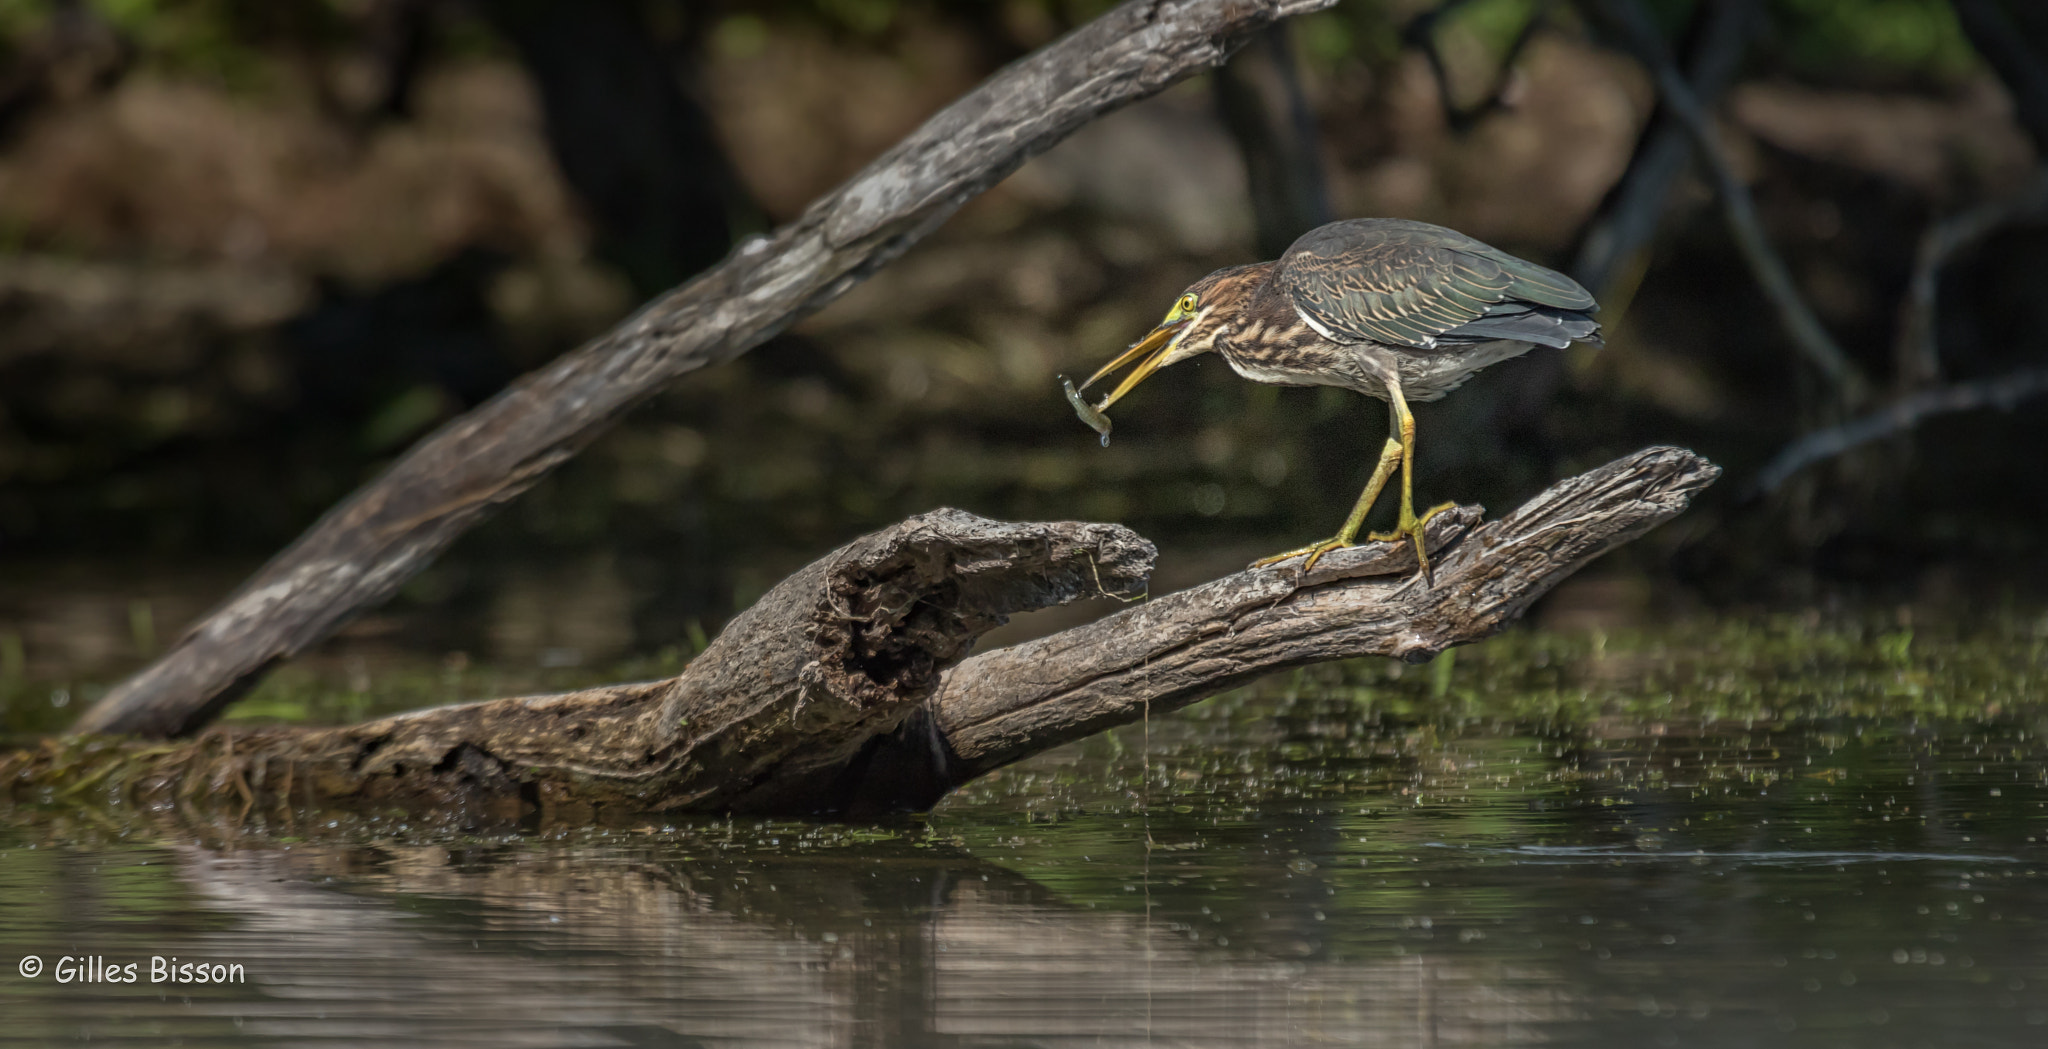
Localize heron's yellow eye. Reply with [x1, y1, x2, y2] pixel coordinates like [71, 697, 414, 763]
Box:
[1178, 294, 1199, 313]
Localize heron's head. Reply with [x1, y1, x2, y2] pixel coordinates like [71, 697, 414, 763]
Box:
[1078, 264, 1267, 411]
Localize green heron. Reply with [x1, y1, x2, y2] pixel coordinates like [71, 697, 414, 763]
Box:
[1065, 218, 1600, 579]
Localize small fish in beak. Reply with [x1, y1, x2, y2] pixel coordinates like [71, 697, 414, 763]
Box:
[1060, 375, 1111, 446]
[1061, 319, 1188, 445]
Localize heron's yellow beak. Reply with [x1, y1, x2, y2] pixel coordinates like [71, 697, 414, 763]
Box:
[1078, 319, 1189, 411]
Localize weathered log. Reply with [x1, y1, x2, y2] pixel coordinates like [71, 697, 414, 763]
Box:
[13, 513, 1153, 822]
[7, 448, 1716, 822]
[74, 0, 1341, 740]
[906, 444, 1718, 799]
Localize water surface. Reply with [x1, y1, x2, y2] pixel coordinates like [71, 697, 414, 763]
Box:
[3, 617, 2046, 1047]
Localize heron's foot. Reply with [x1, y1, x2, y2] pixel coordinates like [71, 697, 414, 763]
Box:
[1368, 501, 1458, 584]
[1250, 536, 1353, 573]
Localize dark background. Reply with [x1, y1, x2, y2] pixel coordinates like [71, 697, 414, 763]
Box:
[2, 0, 2045, 680]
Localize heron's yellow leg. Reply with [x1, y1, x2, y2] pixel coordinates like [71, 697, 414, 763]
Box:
[1367, 381, 1456, 582]
[1251, 436, 1403, 571]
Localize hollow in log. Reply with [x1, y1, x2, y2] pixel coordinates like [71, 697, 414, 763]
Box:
[5, 447, 1718, 823]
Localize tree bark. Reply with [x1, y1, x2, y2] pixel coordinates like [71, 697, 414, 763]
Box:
[72, 0, 1341, 740]
[15, 447, 1718, 822]
[925, 446, 1715, 787]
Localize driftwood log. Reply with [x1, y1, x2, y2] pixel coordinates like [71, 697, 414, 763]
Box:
[75, 0, 1341, 740]
[7, 447, 1717, 822]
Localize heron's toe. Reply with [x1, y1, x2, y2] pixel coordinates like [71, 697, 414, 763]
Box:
[1251, 537, 1351, 571]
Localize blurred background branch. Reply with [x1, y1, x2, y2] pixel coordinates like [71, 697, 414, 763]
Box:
[1753, 165, 2048, 495]
[1568, 0, 1758, 296]
[1896, 168, 2048, 387]
[1214, 22, 1333, 258]
[1582, 0, 1871, 406]
[1403, 0, 1552, 135]
[1751, 366, 2048, 496]
[3, 0, 2048, 709]
[479, 0, 756, 298]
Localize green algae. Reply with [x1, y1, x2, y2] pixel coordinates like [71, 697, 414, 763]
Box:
[4, 611, 2045, 844]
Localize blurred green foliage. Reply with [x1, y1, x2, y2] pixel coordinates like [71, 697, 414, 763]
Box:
[1773, 0, 1978, 78]
[0, 0, 1986, 85]
[1448, 0, 1546, 53]
[0, 0, 50, 43]
[87, 0, 321, 89]
[1389, 0, 1979, 82]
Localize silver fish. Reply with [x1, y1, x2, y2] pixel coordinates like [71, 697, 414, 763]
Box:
[1060, 375, 1112, 447]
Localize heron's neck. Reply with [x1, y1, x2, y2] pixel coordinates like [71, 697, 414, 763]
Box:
[1213, 262, 1328, 365]
[1237, 262, 1294, 325]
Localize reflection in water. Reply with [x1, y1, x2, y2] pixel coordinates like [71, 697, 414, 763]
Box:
[11, 840, 1583, 1048]
[4, 622, 2048, 1046]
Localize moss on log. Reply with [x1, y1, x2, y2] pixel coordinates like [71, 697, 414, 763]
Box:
[4, 447, 1718, 826]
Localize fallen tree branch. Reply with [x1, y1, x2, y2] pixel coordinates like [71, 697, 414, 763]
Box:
[12, 512, 1156, 821]
[1748, 368, 2048, 496]
[73, 0, 1340, 741]
[1582, 0, 1871, 404]
[10, 447, 1717, 823]
[924, 445, 1716, 787]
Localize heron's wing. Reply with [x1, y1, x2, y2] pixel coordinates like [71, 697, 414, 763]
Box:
[1438, 301, 1604, 349]
[1276, 219, 1595, 350]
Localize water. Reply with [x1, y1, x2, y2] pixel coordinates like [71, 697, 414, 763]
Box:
[2, 618, 2047, 1046]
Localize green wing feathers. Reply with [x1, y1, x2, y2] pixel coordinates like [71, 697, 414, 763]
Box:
[1277, 218, 1596, 349]
[1480, 247, 1597, 311]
